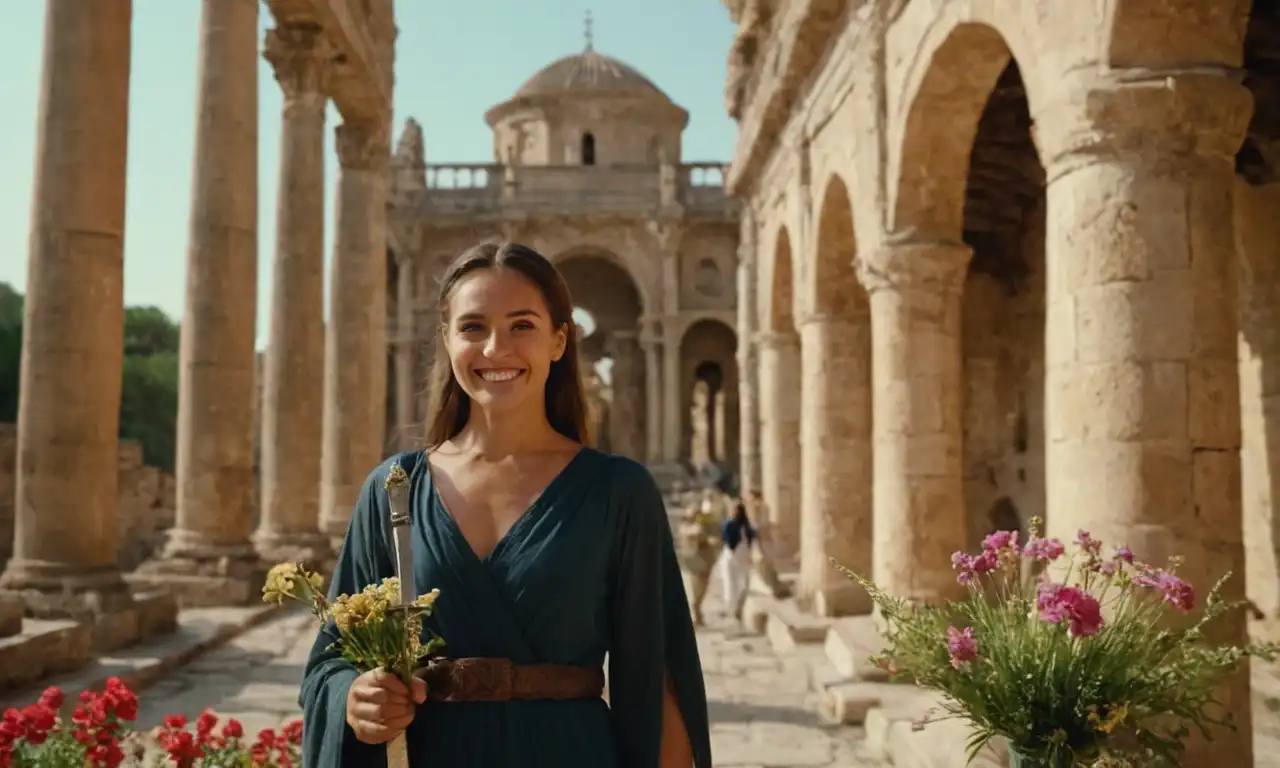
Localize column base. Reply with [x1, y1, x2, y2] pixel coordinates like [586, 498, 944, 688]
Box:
[129, 535, 268, 609]
[253, 530, 335, 572]
[811, 582, 872, 618]
[0, 560, 179, 652]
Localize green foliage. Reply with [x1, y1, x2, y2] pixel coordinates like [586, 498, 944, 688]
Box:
[119, 352, 178, 472]
[0, 283, 180, 471]
[834, 521, 1280, 768]
[123, 305, 179, 356]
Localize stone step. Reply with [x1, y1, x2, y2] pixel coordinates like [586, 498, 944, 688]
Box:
[0, 603, 288, 716]
[0, 619, 92, 690]
[825, 615, 891, 682]
[865, 693, 1009, 768]
[764, 598, 831, 654]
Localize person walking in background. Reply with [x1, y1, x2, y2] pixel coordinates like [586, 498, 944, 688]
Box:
[743, 489, 787, 598]
[675, 500, 721, 626]
[719, 500, 756, 619]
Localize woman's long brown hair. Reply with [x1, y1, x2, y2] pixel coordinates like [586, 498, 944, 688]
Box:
[424, 241, 590, 448]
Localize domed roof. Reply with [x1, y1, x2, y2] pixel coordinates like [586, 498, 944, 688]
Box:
[514, 48, 669, 100]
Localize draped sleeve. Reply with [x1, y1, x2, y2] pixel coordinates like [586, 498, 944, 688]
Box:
[298, 459, 401, 768]
[606, 457, 713, 768]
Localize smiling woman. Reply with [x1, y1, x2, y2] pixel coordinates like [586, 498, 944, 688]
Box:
[299, 241, 713, 768]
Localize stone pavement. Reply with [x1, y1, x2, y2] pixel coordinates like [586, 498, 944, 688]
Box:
[127, 599, 885, 766]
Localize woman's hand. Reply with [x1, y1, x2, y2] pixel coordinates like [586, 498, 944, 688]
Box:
[345, 667, 428, 744]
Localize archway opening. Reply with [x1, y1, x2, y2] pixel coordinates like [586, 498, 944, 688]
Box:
[1237, 1, 1280, 617]
[679, 321, 737, 482]
[801, 174, 872, 615]
[582, 132, 596, 166]
[557, 253, 644, 457]
[957, 56, 1046, 550]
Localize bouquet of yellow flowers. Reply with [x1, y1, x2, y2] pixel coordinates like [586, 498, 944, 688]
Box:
[262, 562, 445, 686]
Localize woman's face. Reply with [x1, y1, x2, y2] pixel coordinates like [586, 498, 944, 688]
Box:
[443, 266, 567, 417]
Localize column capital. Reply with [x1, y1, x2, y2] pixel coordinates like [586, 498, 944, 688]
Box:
[755, 330, 800, 350]
[263, 24, 332, 101]
[336, 120, 391, 171]
[856, 239, 971, 295]
[1034, 69, 1252, 177]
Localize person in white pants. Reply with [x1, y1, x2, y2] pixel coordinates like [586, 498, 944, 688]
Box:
[719, 499, 756, 619]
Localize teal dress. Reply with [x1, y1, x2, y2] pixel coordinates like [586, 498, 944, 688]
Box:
[299, 448, 713, 768]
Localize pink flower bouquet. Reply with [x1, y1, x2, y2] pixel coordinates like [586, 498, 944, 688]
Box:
[835, 517, 1279, 767]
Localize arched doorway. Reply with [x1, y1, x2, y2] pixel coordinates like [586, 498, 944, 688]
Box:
[957, 59, 1046, 551]
[556, 252, 645, 459]
[679, 320, 737, 478]
[757, 228, 801, 563]
[799, 174, 872, 615]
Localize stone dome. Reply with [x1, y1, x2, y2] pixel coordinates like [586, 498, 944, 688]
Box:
[514, 49, 670, 101]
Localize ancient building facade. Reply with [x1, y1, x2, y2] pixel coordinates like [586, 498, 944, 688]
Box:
[726, 0, 1280, 763]
[0, 0, 396, 689]
[384, 39, 740, 486]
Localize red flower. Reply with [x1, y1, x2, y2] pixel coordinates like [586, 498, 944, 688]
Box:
[222, 718, 244, 740]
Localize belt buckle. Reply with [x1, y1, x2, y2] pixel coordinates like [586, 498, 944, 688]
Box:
[448, 657, 516, 702]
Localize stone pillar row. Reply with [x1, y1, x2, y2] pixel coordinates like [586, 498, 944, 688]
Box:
[740, 67, 1252, 764]
[10, 3, 396, 614]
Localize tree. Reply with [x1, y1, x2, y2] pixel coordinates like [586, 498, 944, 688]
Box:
[0, 285, 181, 471]
[119, 352, 179, 471]
[0, 284, 23, 423]
[123, 306, 179, 356]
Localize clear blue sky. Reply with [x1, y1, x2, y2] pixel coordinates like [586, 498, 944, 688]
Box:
[0, 1, 737, 344]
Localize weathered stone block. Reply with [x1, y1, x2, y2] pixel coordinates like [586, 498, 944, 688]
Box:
[0, 619, 92, 691]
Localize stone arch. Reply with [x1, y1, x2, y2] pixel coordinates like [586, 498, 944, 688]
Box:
[986, 497, 1024, 538]
[679, 319, 738, 473]
[1104, 0, 1250, 70]
[811, 173, 866, 319]
[761, 226, 795, 333]
[549, 244, 653, 317]
[892, 23, 1021, 238]
[555, 252, 646, 459]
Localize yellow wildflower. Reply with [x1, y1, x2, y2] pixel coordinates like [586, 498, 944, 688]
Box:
[413, 588, 441, 610]
[1087, 702, 1129, 734]
[262, 562, 323, 604]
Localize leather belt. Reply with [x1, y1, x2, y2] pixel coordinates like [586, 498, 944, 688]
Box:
[415, 658, 605, 703]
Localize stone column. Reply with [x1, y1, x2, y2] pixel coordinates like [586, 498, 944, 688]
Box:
[661, 319, 683, 464]
[607, 331, 641, 460]
[1238, 178, 1280, 618]
[797, 312, 872, 615]
[393, 255, 417, 451]
[736, 206, 762, 492]
[640, 323, 662, 463]
[319, 119, 390, 548]
[1038, 72, 1253, 764]
[255, 25, 330, 565]
[856, 240, 970, 603]
[132, 0, 262, 605]
[757, 331, 801, 563]
[0, 0, 135, 616]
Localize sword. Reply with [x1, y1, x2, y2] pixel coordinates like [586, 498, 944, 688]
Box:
[384, 461, 414, 768]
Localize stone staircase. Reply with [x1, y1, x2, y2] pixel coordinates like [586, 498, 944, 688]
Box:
[739, 574, 1010, 767]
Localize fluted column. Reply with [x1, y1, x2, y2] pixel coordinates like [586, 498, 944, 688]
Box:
[255, 25, 330, 565]
[131, 0, 262, 606]
[393, 255, 417, 451]
[757, 331, 801, 563]
[319, 119, 390, 548]
[856, 240, 970, 603]
[0, 0, 135, 616]
[1037, 72, 1253, 765]
[661, 318, 683, 464]
[797, 312, 872, 615]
